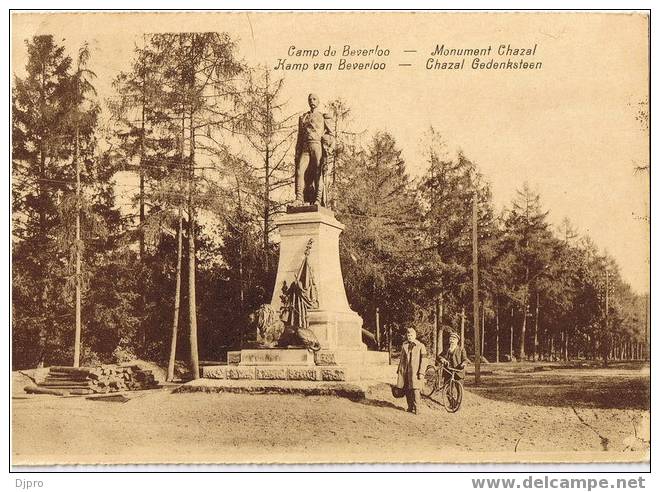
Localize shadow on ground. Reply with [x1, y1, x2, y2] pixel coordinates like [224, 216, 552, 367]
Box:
[463, 365, 649, 410]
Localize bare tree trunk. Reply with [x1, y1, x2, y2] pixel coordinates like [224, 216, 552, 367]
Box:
[138, 79, 147, 353]
[533, 291, 540, 361]
[36, 67, 48, 368]
[645, 294, 649, 360]
[433, 298, 439, 360]
[264, 144, 270, 272]
[263, 71, 271, 273]
[236, 176, 245, 314]
[168, 114, 186, 382]
[139, 84, 146, 260]
[550, 334, 554, 361]
[437, 295, 444, 356]
[460, 307, 465, 351]
[167, 211, 183, 382]
[73, 123, 82, 367]
[188, 111, 200, 380]
[510, 306, 514, 361]
[472, 189, 480, 384]
[481, 301, 485, 355]
[520, 294, 528, 360]
[495, 298, 500, 363]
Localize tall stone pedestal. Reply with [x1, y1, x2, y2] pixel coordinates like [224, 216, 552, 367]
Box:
[270, 205, 367, 367]
[202, 205, 371, 383]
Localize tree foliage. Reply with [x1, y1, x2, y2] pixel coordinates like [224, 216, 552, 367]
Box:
[12, 34, 648, 370]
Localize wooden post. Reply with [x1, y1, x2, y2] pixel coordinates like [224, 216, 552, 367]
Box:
[387, 324, 392, 365]
[472, 187, 481, 384]
[375, 306, 381, 350]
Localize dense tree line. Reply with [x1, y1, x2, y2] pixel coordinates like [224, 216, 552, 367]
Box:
[12, 34, 649, 372]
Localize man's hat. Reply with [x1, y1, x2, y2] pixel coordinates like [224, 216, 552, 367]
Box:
[448, 331, 460, 342]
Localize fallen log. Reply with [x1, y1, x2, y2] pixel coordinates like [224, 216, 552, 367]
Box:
[49, 366, 93, 375]
[24, 385, 65, 396]
[39, 385, 93, 390]
[40, 381, 91, 387]
[44, 375, 88, 381]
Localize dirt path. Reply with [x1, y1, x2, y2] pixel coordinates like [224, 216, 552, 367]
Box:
[12, 382, 649, 465]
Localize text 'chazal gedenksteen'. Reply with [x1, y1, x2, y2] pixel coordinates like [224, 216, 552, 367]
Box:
[273, 44, 543, 72]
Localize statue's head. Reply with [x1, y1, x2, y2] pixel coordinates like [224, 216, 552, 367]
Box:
[307, 93, 319, 110]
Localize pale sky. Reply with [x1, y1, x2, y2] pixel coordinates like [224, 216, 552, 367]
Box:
[11, 12, 650, 293]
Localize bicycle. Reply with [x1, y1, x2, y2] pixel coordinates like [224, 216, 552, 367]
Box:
[420, 363, 464, 413]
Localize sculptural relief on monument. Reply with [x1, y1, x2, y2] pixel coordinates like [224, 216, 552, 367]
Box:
[278, 239, 321, 351]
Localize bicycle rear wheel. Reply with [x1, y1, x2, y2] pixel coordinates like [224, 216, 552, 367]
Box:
[444, 380, 463, 413]
[421, 365, 438, 397]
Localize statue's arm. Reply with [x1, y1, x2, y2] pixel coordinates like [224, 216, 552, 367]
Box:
[294, 115, 304, 161]
[321, 113, 335, 155]
[323, 113, 335, 137]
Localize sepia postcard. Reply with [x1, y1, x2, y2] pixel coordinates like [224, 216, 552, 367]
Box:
[10, 10, 650, 466]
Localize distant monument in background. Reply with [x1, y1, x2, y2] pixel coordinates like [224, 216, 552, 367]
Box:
[204, 94, 386, 382]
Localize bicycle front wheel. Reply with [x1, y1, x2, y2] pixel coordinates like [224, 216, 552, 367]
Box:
[444, 380, 463, 413]
[421, 365, 438, 397]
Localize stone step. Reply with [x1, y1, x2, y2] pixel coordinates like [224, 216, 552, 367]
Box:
[176, 378, 368, 401]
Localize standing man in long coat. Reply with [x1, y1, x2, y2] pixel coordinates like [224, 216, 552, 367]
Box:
[396, 328, 427, 414]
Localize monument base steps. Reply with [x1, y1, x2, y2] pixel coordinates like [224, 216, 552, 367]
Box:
[202, 364, 359, 382]
[176, 378, 369, 400]
[218, 348, 389, 382]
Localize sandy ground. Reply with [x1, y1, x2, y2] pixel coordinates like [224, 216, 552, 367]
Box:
[12, 363, 649, 465]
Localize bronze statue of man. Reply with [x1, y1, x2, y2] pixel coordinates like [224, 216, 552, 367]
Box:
[294, 93, 334, 207]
